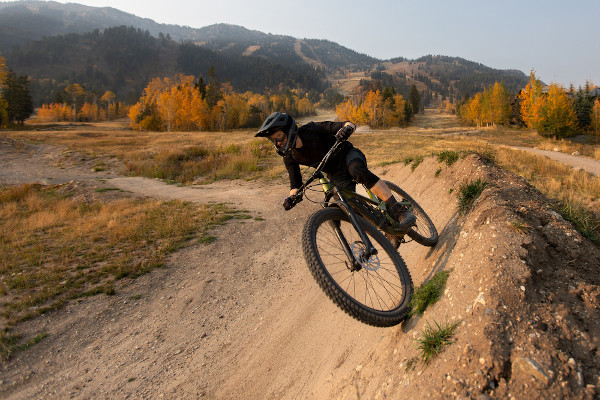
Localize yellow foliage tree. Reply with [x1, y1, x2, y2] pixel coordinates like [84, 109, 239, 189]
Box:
[79, 102, 99, 122]
[129, 74, 316, 132]
[100, 91, 116, 120]
[35, 103, 74, 122]
[537, 83, 578, 138]
[65, 83, 85, 122]
[459, 81, 512, 127]
[335, 89, 407, 128]
[519, 69, 544, 129]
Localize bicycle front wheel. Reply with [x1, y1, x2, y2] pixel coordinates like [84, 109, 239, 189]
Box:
[384, 181, 438, 247]
[302, 207, 413, 327]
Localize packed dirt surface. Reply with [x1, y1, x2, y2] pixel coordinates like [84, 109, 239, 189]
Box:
[1, 133, 600, 399]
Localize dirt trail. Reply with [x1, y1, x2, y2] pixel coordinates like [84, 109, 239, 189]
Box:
[511, 146, 600, 177]
[1, 133, 600, 399]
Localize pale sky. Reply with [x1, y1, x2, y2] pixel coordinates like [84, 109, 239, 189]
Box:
[6, 0, 600, 87]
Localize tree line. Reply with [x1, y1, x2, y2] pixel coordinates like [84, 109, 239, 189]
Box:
[458, 70, 600, 138]
[34, 84, 129, 122]
[128, 73, 316, 132]
[335, 85, 422, 128]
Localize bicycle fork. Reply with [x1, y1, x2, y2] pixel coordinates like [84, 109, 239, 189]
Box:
[329, 187, 378, 271]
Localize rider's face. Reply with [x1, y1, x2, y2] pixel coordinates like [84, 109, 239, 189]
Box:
[268, 130, 287, 147]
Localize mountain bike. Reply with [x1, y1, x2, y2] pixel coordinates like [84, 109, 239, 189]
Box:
[287, 139, 438, 327]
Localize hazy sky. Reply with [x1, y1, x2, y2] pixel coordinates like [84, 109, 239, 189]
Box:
[8, 0, 600, 87]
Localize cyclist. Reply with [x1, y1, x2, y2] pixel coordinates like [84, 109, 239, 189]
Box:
[255, 112, 416, 232]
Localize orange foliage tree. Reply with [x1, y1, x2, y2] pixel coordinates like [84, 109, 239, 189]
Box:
[35, 85, 127, 122]
[129, 74, 315, 132]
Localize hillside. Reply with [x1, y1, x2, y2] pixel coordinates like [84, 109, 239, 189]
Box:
[0, 1, 529, 107]
[0, 1, 376, 72]
[3, 27, 328, 105]
[0, 0, 205, 50]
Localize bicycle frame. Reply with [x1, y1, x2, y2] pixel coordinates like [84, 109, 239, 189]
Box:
[292, 140, 411, 267]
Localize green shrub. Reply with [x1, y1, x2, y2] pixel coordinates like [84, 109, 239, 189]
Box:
[458, 178, 488, 213]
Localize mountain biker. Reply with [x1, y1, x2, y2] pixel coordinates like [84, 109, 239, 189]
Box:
[255, 112, 416, 232]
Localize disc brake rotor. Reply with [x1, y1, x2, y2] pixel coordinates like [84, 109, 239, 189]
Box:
[350, 241, 381, 271]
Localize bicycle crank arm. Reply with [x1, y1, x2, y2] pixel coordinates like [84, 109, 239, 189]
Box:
[334, 188, 378, 259]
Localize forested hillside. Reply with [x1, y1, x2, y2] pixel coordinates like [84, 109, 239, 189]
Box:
[0, 0, 204, 51]
[4, 26, 327, 105]
[0, 1, 530, 109]
[413, 55, 529, 99]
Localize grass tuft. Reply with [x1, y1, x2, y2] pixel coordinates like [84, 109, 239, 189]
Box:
[437, 150, 460, 166]
[510, 219, 532, 233]
[458, 178, 488, 213]
[417, 320, 460, 364]
[1, 331, 48, 361]
[409, 270, 451, 317]
[556, 200, 600, 245]
[411, 155, 424, 171]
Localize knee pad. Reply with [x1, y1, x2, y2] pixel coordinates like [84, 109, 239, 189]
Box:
[347, 159, 379, 189]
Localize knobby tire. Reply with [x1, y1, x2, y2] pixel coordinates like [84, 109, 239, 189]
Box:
[384, 181, 438, 247]
[302, 207, 413, 327]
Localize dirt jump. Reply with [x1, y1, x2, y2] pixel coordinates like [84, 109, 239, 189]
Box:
[1, 136, 600, 399]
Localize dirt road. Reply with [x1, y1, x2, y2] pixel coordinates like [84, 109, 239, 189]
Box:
[511, 146, 600, 177]
[1, 134, 600, 399]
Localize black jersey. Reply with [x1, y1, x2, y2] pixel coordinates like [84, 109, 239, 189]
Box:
[283, 121, 352, 190]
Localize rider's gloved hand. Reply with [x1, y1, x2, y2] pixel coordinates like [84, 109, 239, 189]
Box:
[283, 195, 302, 210]
[335, 124, 354, 142]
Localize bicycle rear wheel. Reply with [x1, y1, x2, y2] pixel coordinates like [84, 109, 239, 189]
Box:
[302, 207, 413, 327]
[384, 181, 438, 247]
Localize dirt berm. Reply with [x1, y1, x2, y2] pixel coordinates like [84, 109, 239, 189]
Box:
[2, 153, 600, 399]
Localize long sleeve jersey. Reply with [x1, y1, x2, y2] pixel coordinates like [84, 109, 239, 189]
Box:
[283, 121, 353, 190]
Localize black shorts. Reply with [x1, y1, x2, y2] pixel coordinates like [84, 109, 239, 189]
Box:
[327, 147, 379, 191]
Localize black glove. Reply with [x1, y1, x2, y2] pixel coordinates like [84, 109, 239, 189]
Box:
[335, 125, 354, 142]
[283, 194, 302, 210]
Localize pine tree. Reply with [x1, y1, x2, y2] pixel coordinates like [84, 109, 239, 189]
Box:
[409, 84, 421, 115]
[573, 83, 593, 131]
[2, 70, 34, 125]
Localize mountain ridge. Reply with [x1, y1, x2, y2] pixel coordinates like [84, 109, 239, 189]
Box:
[0, 1, 529, 105]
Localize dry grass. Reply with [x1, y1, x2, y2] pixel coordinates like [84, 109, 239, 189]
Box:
[4, 124, 282, 184]
[5, 117, 600, 235]
[0, 182, 242, 356]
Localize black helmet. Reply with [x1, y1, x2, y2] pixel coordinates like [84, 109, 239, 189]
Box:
[255, 112, 298, 156]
